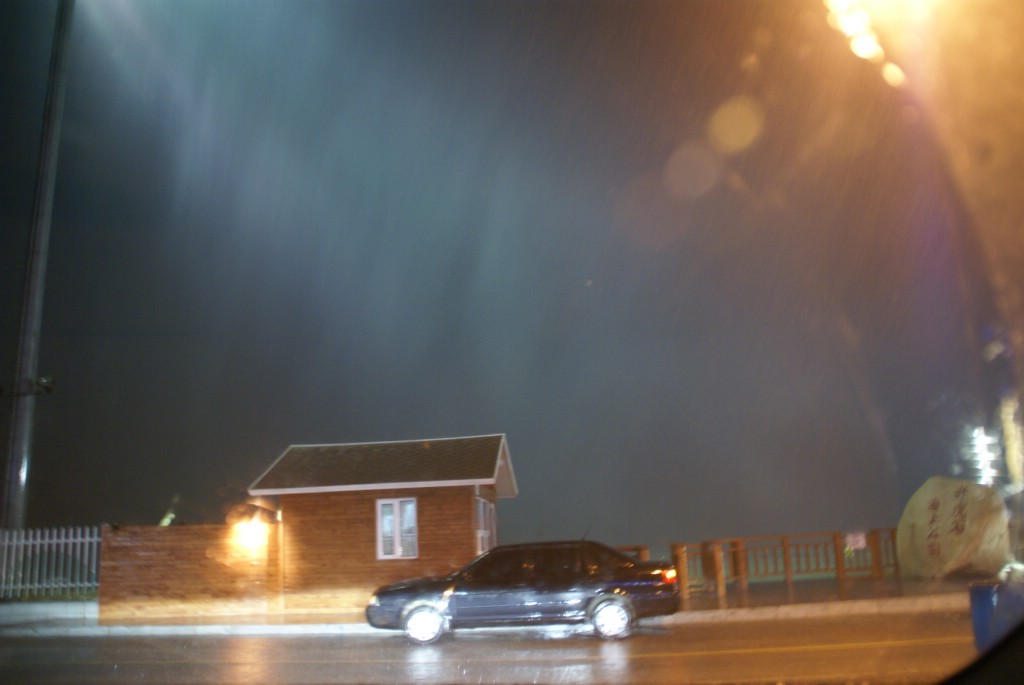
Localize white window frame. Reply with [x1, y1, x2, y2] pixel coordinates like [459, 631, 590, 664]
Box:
[377, 497, 418, 559]
[475, 496, 496, 555]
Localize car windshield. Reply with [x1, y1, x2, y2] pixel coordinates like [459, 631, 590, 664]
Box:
[2, 0, 1022, 683]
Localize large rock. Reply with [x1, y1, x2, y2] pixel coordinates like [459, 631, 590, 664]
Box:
[897, 476, 1012, 579]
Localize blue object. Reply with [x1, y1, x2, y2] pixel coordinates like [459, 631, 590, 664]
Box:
[970, 581, 1024, 652]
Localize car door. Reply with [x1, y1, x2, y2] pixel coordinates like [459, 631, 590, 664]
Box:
[530, 545, 590, 622]
[448, 548, 538, 626]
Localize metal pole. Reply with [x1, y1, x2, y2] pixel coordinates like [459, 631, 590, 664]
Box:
[3, 0, 76, 530]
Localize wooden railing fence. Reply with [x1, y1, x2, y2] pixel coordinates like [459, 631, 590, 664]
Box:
[667, 528, 898, 600]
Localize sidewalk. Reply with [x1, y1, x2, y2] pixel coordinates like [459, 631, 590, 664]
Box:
[0, 602, 368, 638]
[0, 578, 971, 638]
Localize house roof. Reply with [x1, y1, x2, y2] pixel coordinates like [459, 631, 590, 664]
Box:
[247, 434, 518, 498]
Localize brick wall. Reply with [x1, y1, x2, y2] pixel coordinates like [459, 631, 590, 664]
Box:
[279, 486, 485, 613]
[97, 486, 498, 619]
[99, 524, 279, 620]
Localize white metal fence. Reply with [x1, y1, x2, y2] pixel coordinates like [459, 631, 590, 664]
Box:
[0, 527, 101, 599]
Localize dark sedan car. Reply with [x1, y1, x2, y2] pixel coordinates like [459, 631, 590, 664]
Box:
[366, 540, 680, 643]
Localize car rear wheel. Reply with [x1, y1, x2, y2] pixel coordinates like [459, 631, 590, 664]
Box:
[403, 606, 447, 644]
[591, 600, 632, 639]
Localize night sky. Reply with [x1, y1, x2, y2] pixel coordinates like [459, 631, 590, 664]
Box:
[1, 0, 1004, 554]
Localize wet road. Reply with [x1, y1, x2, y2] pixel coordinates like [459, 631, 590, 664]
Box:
[0, 613, 976, 684]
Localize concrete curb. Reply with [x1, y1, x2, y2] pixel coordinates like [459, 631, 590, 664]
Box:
[0, 601, 97, 620]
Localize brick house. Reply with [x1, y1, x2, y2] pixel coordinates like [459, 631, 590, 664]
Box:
[247, 433, 518, 614]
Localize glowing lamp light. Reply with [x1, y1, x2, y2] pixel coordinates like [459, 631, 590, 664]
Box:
[231, 516, 270, 555]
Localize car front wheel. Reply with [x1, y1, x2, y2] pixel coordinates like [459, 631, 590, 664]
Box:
[403, 606, 447, 644]
[591, 600, 632, 639]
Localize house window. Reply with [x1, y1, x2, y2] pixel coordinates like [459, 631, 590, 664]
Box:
[475, 497, 496, 555]
[377, 498, 417, 559]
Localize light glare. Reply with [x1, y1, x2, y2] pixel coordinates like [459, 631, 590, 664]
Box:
[881, 62, 907, 87]
[231, 516, 270, 555]
[707, 96, 765, 155]
[1001, 395, 1023, 486]
[824, 0, 912, 87]
[850, 32, 884, 61]
[971, 427, 1000, 486]
[837, 9, 872, 37]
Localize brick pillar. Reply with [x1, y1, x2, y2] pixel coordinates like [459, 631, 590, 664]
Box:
[671, 543, 689, 602]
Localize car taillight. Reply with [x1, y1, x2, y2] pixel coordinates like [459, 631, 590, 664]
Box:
[661, 568, 677, 584]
